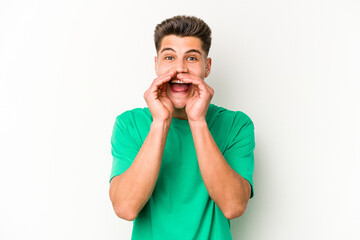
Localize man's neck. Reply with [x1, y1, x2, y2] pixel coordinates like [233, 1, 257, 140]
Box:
[172, 108, 188, 120]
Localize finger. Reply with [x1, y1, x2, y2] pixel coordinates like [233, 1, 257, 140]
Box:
[152, 71, 177, 87]
[192, 86, 200, 98]
[145, 75, 169, 97]
[146, 76, 171, 98]
[147, 72, 175, 97]
[160, 87, 168, 98]
[151, 76, 171, 91]
[180, 75, 214, 100]
[178, 74, 210, 95]
[205, 84, 214, 96]
[177, 73, 205, 87]
[160, 82, 168, 95]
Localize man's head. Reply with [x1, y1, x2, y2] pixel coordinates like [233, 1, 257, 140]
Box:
[154, 15, 212, 56]
[153, 16, 213, 112]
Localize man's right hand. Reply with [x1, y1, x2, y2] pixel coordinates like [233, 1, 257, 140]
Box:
[110, 73, 176, 221]
[144, 71, 176, 123]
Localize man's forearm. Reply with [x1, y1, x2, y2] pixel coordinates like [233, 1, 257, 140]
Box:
[189, 120, 251, 219]
[109, 121, 170, 221]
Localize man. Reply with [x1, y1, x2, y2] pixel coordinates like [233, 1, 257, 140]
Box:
[109, 15, 255, 239]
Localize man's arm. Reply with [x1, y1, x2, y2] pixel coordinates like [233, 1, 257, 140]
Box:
[109, 121, 170, 221]
[109, 72, 175, 221]
[179, 73, 252, 220]
[189, 121, 252, 219]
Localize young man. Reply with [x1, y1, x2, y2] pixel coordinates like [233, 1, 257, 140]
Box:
[109, 16, 255, 239]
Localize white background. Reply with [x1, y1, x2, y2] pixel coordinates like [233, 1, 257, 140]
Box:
[1, 0, 359, 239]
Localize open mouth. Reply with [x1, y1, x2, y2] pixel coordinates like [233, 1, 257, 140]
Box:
[169, 79, 191, 93]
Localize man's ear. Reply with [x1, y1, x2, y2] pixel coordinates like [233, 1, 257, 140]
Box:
[154, 56, 159, 76]
[205, 57, 212, 78]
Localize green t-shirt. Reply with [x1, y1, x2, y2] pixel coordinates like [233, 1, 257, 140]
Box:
[110, 104, 255, 240]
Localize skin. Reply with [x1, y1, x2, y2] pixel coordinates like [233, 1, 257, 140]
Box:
[109, 35, 251, 221]
[153, 35, 212, 120]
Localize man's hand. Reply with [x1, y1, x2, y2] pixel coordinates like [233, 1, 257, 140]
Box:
[111, 72, 177, 221]
[178, 73, 251, 219]
[177, 73, 214, 122]
[144, 71, 176, 123]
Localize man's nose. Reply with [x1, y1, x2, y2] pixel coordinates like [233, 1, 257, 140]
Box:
[175, 60, 188, 73]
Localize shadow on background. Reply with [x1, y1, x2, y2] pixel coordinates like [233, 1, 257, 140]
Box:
[230, 130, 266, 239]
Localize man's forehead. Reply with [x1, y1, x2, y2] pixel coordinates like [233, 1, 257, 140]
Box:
[158, 35, 204, 54]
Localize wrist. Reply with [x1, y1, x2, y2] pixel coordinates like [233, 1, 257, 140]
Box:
[151, 119, 172, 129]
[188, 119, 208, 129]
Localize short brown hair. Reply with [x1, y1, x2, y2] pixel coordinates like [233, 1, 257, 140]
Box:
[154, 15, 212, 56]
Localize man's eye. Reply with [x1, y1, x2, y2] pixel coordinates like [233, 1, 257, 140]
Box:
[165, 56, 174, 60]
[187, 56, 197, 61]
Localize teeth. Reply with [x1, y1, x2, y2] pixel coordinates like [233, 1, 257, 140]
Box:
[170, 79, 185, 84]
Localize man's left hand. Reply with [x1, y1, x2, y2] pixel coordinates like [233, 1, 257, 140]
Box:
[177, 73, 214, 122]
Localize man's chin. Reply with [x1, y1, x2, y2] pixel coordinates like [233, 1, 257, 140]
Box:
[170, 99, 187, 111]
[172, 103, 186, 110]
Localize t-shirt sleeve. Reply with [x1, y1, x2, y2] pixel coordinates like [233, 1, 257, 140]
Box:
[223, 113, 255, 198]
[109, 114, 141, 182]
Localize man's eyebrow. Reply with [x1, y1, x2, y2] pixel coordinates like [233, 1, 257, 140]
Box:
[185, 49, 202, 55]
[160, 48, 176, 53]
[160, 48, 202, 55]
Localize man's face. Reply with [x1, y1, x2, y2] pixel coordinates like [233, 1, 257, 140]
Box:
[155, 35, 211, 110]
